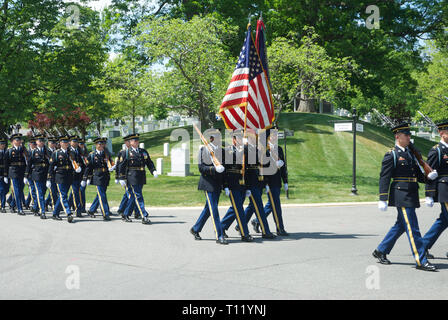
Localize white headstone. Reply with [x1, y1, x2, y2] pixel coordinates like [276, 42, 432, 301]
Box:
[156, 158, 163, 175]
[181, 142, 188, 150]
[167, 148, 190, 177]
[163, 143, 169, 156]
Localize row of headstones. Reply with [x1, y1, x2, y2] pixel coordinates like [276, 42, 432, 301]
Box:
[120, 142, 191, 177]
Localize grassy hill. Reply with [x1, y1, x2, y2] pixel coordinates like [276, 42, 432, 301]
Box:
[61, 112, 437, 207]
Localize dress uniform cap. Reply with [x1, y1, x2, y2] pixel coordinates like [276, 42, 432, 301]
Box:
[391, 123, 411, 135]
[69, 135, 79, 142]
[93, 137, 107, 144]
[59, 135, 70, 143]
[436, 121, 448, 131]
[10, 133, 23, 141]
[125, 133, 139, 141]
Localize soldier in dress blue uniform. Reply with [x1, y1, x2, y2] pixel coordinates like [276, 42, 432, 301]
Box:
[24, 137, 37, 212]
[251, 129, 289, 236]
[25, 134, 50, 219]
[4, 133, 27, 215]
[116, 135, 139, 218]
[190, 133, 228, 245]
[78, 138, 88, 214]
[373, 123, 438, 271]
[81, 137, 114, 221]
[219, 132, 254, 242]
[423, 121, 448, 259]
[0, 137, 9, 213]
[68, 135, 85, 217]
[118, 133, 157, 224]
[45, 136, 59, 211]
[47, 135, 80, 222]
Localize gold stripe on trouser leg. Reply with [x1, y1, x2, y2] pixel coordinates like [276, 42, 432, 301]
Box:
[34, 181, 42, 213]
[205, 192, 218, 240]
[49, 187, 55, 207]
[56, 184, 69, 215]
[250, 194, 266, 234]
[71, 188, 78, 213]
[79, 188, 83, 207]
[401, 207, 421, 267]
[96, 186, 106, 217]
[268, 190, 281, 230]
[130, 186, 144, 216]
[229, 190, 245, 237]
[11, 180, 18, 208]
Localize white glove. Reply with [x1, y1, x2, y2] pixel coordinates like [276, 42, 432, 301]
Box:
[119, 180, 126, 187]
[46, 181, 51, 189]
[86, 179, 91, 186]
[245, 190, 251, 198]
[216, 165, 225, 173]
[3, 177, 7, 184]
[23, 178, 29, 185]
[153, 172, 159, 178]
[75, 167, 81, 173]
[426, 197, 434, 207]
[265, 185, 270, 194]
[224, 187, 230, 197]
[276, 160, 284, 168]
[428, 170, 438, 180]
[80, 181, 86, 188]
[284, 183, 288, 191]
[378, 201, 388, 212]
[115, 179, 118, 184]
[108, 165, 116, 172]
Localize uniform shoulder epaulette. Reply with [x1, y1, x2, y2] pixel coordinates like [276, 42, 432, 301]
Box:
[387, 148, 394, 154]
[433, 144, 439, 149]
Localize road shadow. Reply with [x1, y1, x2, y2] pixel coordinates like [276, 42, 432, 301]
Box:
[387, 261, 448, 270]
[275, 232, 378, 240]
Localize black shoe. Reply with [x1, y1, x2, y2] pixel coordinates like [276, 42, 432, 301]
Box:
[24, 205, 30, 211]
[81, 209, 87, 214]
[1, 208, 6, 213]
[117, 209, 123, 215]
[76, 213, 82, 218]
[52, 215, 62, 221]
[34, 211, 40, 216]
[190, 228, 201, 240]
[216, 237, 228, 245]
[251, 219, 261, 233]
[121, 214, 132, 222]
[87, 211, 95, 218]
[417, 262, 437, 272]
[241, 235, 254, 242]
[262, 233, 276, 239]
[103, 215, 111, 221]
[372, 249, 391, 265]
[222, 230, 229, 239]
[426, 250, 435, 260]
[142, 217, 151, 225]
[235, 224, 242, 235]
[277, 229, 289, 236]
[134, 213, 142, 219]
[17, 210, 25, 216]
[40, 213, 46, 220]
[10, 207, 16, 213]
[67, 215, 74, 223]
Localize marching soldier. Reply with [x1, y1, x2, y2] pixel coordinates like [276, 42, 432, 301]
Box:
[373, 123, 438, 271]
[190, 133, 228, 245]
[4, 133, 27, 215]
[239, 131, 276, 239]
[251, 129, 289, 236]
[118, 133, 157, 224]
[47, 135, 81, 222]
[45, 136, 59, 211]
[81, 137, 114, 221]
[78, 137, 88, 213]
[423, 121, 448, 259]
[68, 135, 85, 217]
[220, 131, 254, 242]
[0, 137, 8, 213]
[26, 134, 50, 219]
[24, 137, 37, 212]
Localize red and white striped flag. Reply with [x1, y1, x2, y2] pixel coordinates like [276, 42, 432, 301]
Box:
[219, 24, 275, 130]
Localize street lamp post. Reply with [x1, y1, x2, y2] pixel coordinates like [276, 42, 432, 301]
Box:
[351, 107, 358, 195]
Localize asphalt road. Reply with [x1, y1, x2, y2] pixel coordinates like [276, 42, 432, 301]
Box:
[0, 203, 447, 300]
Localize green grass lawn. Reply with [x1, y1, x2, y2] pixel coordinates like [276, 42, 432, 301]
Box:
[23, 113, 436, 208]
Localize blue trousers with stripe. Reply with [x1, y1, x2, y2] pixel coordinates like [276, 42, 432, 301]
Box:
[244, 186, 272, 235]
[124, 184, 148, 217]
[11, 179, 25, 211]
[45, 182, 58, 208]
[193, 191, 223, 239]
[25, 181, 37, 209]
[423, 202, 448, 251]
[0, 179, 8, 208]
[220, 189, 250, 237]
[377, 207, 428, 266]
[263, 187, 285, 231]
[68, 180, 82, 214]
[88, 185, 110, 217]
[53, 183, 72, 216]
[80, 184, 86, 211]
[33, 181, 47, 214]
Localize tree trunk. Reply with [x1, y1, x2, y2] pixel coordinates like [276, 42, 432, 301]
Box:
[298, 89, 316, 113]
[96, 122, 101, 136]
[132, 102, 136, 134]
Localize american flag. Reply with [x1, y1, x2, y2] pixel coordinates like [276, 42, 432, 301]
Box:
[219, 24, 275, 130]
